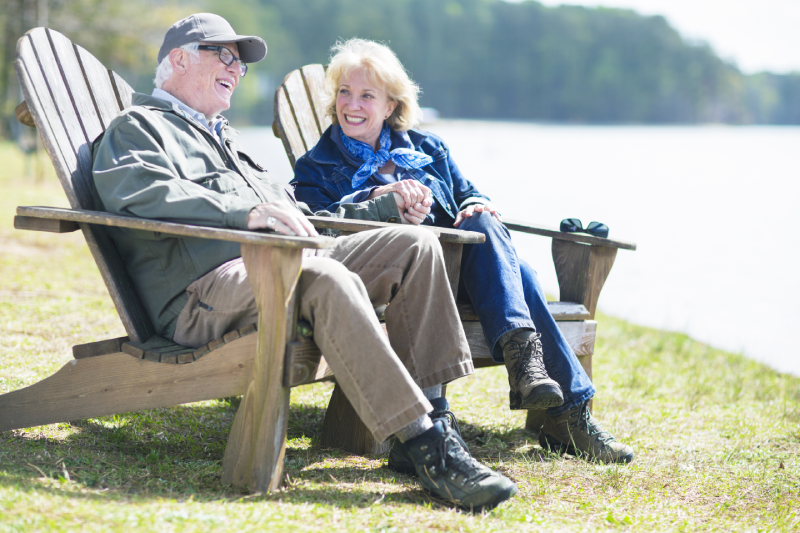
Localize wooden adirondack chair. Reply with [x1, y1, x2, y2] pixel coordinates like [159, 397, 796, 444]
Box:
[271, 65, 637, 436]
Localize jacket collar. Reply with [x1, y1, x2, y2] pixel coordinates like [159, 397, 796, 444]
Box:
[307, 124, 429, 166]
[131, 92, 238, 140]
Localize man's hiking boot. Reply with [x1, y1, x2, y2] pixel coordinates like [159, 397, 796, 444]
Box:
[539, 401, 635, 464]
[403, 420, 518, 512]
[388, 397, 467, 474]
[503, 329, 564, 410]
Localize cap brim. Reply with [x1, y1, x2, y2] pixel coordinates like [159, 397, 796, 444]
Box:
[202, 34, 267, 63]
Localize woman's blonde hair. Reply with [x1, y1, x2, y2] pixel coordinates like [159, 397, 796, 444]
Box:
[325, 38, 422, 132]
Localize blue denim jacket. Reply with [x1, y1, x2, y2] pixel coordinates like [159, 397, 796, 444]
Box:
[291, 125, 491, 226]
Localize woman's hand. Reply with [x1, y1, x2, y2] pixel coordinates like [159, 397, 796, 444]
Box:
[453, 203, 502, 228]
[368, 179, 433, 225]
[368, 180, 431, 208]
[247, 202, 319, 237]
[391, 192, 432, 225]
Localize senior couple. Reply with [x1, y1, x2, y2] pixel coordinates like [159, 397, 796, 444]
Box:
[92, 13, 633, 511]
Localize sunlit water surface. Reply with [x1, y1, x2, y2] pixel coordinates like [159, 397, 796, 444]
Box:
[238, 123, 800, 377]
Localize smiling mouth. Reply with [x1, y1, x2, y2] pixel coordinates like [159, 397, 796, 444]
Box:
[344, 114, 366, 124]
[217, 79, 233, 92]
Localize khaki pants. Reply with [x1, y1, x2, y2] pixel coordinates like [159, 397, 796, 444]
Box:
[174, 226, 473, 442]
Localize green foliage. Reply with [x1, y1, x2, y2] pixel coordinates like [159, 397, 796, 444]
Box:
[3, 0, 800, 134]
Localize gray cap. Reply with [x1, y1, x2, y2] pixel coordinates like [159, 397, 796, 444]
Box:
[157, 13, 267, 65]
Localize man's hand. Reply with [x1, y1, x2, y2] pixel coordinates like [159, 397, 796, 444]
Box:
[453, 203, 502, 228]
[368, 180, 433, 225]
[391, 192, 432, 225]
[247, 202, 318, 237]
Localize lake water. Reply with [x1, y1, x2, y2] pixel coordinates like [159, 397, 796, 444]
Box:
[237, 122, 800, 377]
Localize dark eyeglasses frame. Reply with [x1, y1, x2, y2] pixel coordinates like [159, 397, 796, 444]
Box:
[197, 45, 248, 77]
[559, 218, 609, 238]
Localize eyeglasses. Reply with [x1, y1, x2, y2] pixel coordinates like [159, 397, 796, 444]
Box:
[560, 218, 609, 238]
[197, 45, 248, 77]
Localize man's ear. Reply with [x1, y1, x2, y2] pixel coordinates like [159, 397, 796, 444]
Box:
[169, 48, 189, 76]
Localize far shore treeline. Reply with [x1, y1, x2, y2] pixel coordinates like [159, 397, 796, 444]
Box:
[2, 0, 800, 138]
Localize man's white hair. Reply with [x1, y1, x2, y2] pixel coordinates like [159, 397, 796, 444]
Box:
[153, 42, 200, 89]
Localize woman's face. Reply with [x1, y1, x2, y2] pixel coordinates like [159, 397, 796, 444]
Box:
[336, 68, 397, 150]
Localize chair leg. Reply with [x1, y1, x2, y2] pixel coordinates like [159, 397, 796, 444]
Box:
[221, 245, 302, 493]
[320, 383, 390, 455]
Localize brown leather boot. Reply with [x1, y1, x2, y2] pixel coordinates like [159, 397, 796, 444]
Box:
[539, 401, 635, 464]
[503, 329, 563, 410]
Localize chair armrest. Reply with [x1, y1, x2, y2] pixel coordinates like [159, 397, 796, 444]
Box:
[306, 216, 485, 244]
[503, 218, 636, 251]
[16, 206, 335, 249]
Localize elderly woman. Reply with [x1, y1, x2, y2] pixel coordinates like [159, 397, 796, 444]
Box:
[291, 39, 633, 465]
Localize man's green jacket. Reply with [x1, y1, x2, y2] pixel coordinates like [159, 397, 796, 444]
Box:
[92, 92, 401, 339]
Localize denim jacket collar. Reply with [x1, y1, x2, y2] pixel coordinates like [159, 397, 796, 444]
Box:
[307, 124, 428, 167]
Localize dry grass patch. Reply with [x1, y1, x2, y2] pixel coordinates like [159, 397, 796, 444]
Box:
[1, 142, 798, 531]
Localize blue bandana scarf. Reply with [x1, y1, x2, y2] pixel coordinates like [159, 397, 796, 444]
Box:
[340, 123, 434, 188]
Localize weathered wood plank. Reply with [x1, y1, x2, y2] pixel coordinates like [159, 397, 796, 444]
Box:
[284, 340, 334, 387]
[465, 320, 596, 360]
[552, 240, 617, 320]
[504, 217, 636, 251]
[15, 34, 80, 206]
[320, 383, 390, 455]
[222, 246, 301, 492]
[72, 337, 129, 359]
[47, 29, 104, 143]
[111, 70, 134, 109]
[300, 64, 331, 133]
[17, 206, 336, 250]
[457, 301, 590, 322]
[29, 29, 93, 198]
[283, 69, 321, 151]
[0, 335, 256, 432]
[74, 44, 122, 129]
[441, 241, 463, 301]
[273, 86, 306, 168]
[306, 216, 484, 244]
[14, 215, 79, 233]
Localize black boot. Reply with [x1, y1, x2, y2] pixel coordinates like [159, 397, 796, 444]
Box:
[403, 420, 518, 512]
[388, 397, 467, 474]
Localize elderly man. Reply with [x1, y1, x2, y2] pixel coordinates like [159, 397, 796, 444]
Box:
[91, 13, 517, 511]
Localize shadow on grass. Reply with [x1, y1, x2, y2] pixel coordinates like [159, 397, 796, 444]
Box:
[0, 400, 528, 509]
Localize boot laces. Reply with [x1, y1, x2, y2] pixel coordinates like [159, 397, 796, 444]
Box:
[430, 430, 492, 485]
[573, 402, 615, 445]
[433, 407, 462, 437]
[508, 332, 548, 384]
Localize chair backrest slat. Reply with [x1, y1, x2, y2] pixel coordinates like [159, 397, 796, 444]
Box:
[74, 44, 122, 129]
[283, 70, 320, 151]
[274, 84, 306, 168]
[111, 71, 134, 110]
[273, 64, 337, 169]
[15, 28, 155, 343]
[300, 65, 331, 134]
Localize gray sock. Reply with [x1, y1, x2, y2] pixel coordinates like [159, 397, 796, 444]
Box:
[422, 384, 442, 401]
[394, 414, 434, 443]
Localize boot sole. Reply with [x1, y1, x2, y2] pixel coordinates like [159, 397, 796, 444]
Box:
[461, 483, 519, 513]
[510, 383, 564, 410]
[539, 432, 635, 464]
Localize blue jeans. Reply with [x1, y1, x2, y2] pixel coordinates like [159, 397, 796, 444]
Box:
[456, 212, 596, 415]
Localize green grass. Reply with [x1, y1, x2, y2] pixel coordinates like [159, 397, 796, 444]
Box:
[1, 141, 799, 531]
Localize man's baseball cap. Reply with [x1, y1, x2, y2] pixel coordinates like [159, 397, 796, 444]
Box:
[157, 13, 267, 64]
